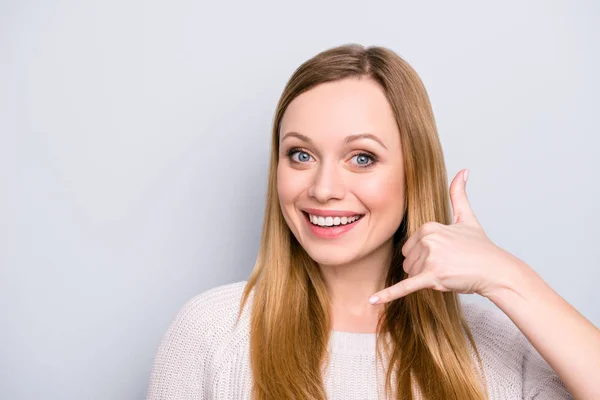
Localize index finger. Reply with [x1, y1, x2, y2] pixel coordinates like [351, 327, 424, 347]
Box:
[369, 273, 434, 304]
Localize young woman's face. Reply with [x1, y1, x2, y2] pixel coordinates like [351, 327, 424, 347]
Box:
[277, 77, 406, 267]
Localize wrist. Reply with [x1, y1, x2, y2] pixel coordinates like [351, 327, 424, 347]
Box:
[481, 252, 539, 305]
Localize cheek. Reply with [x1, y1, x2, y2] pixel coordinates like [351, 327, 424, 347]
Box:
[357, 169, 405, 215]
[277, 165, 293, 204]
[276, 166, 309, 237]
[277, 165, 305, 209]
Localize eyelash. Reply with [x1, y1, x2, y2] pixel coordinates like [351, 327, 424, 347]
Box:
[285, 147, 379, 168]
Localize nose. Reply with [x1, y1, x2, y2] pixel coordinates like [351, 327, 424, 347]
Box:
[307, 161, 346, 203]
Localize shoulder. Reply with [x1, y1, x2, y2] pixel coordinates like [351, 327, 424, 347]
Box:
[161, 280, 251, 348]
[178, 280, 250, 324]
[461, 301, 571, 398]
[147, 280, 251, 399]
[462, 300, 523, 343]
[461, 300, 531, 363]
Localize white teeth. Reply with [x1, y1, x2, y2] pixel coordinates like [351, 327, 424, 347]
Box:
[308, 213, 361, 227]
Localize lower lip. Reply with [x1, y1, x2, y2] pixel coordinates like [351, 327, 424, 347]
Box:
[303, 213, 362, 239]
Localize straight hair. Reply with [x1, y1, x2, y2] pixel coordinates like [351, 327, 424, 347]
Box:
[239, 43, 488, 400]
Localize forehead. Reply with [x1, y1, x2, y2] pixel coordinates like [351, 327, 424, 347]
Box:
[279, 77, 399, 143]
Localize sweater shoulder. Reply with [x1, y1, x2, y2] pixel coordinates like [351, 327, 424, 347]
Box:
[147, 280, 251, 399]
[171, 280, 251, 345]
[156, 279, 250, 351]
[461, 301, 571, 398]
[461, 301, 528, 361]
[182, 280, 250, 323]
[462, 301, 523, 342]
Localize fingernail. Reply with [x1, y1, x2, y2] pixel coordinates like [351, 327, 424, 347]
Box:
[464, 169, 469, 183]
[368, 295, 379, 304]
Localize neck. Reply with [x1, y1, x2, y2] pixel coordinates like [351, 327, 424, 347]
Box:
[319, 239, 393, 332]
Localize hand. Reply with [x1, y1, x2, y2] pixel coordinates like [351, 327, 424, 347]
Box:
[368, 169, 518, 305]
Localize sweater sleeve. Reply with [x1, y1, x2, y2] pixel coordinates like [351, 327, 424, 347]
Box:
[520, 333, 573, 399]
[146, 281, 247, 400]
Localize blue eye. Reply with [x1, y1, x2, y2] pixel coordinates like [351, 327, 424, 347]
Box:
[351, 153, 375, 167]
[297, 152, 311, 162]
[287, 149, 313, 163]
[285, 148, 377, 168]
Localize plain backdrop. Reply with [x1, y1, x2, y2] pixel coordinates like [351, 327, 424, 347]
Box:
[1, 1, 598, 399]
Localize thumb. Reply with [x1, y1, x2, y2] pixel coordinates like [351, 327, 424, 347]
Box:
[450, 169, 476, 225]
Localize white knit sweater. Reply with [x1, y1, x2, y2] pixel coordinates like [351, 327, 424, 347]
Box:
[147, 281, 572, 399]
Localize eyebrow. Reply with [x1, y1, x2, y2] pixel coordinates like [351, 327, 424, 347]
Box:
[281, 131, 388, 150]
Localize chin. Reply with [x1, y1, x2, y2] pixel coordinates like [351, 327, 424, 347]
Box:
[301, 242, 363, 267]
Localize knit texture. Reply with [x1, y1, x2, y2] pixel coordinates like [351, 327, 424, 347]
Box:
[147, 281, 572, 399]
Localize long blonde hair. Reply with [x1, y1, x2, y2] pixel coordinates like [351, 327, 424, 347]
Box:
[239, 44, 488, 400]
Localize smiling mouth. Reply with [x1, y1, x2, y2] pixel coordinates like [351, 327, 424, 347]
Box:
[302, 211, 365, 228]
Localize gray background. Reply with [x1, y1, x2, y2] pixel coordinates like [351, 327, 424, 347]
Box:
[1, 1, 598, 399]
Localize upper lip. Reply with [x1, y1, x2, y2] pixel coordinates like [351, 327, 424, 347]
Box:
[302, 208, 363, 217]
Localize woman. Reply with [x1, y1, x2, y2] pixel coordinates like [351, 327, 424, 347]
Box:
[147, 44, 599, 399]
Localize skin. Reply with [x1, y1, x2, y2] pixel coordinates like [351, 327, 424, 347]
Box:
[370, 171, 600, 399]
[277, 77, 404, 332]
[277, 77, 600, 398]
